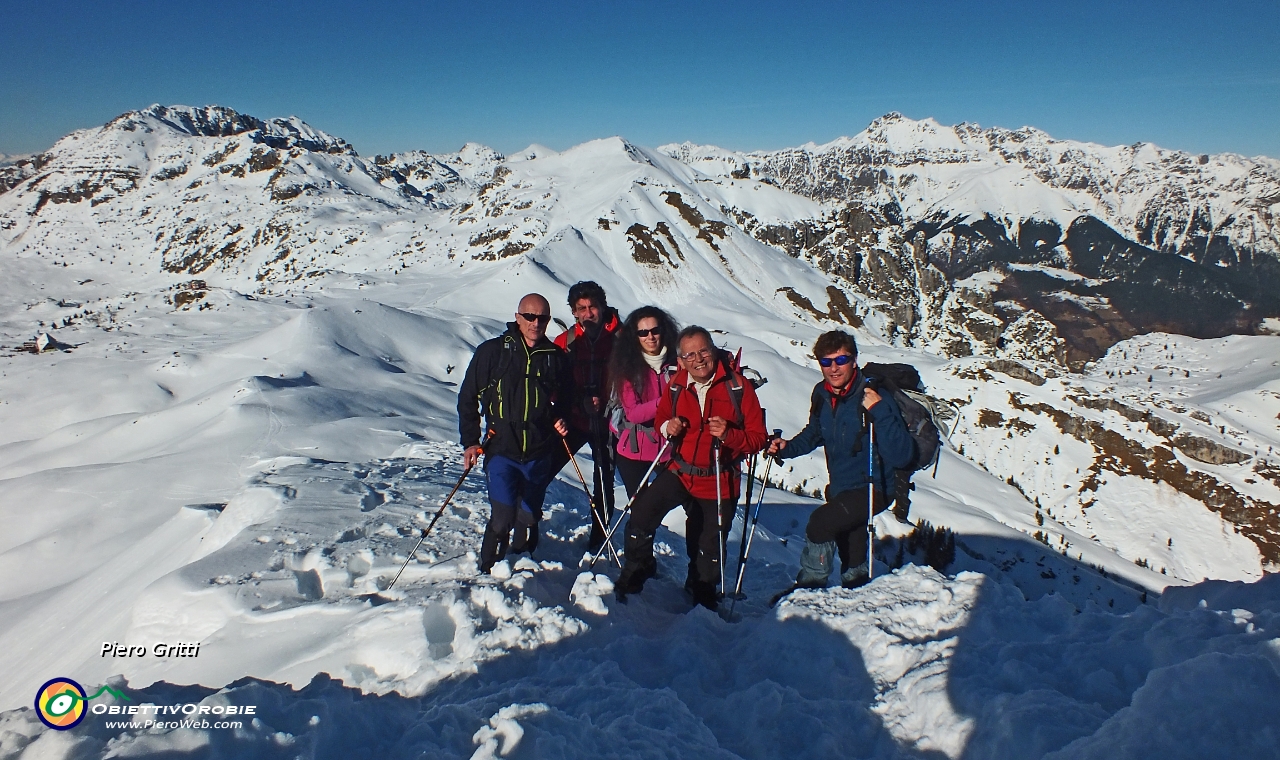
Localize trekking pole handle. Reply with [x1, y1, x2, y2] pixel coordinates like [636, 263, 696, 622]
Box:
[461, 428, 495, 470]
[765, 428, 784, 462]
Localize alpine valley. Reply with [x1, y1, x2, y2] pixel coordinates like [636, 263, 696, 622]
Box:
[1, 106, 1278, 759]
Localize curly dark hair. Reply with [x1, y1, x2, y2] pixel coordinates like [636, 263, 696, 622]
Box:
[567, 281, 608, 309]
[812, 330, 858, 359]
[608, 306, 680, 402]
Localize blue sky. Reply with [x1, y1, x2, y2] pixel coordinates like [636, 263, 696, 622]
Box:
[3, 0, 1278, 159]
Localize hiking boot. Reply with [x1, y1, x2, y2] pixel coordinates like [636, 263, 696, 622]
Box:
[479, 525, 510, 574]
[683, 560, 698, 595]
[587, 523, 605, 554]
[587, 503, 614, 553]
[615, 558, 657, 596]
[840, 563, 869, 589]
[795, 539, 836, 589]
[510, 525, 539, 556]
[891, 499, 910, 523]
[689, 580, 719, 611]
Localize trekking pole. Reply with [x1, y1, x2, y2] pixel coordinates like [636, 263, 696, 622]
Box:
[729, 442, 778, 616]
[732, 429, 780, 587]
[589, 413, 611, 540]
[730, 453, 757, 591]
[867, 420, 875, 582]
[589, 437, 671, 570]
[731, 411, 764, 589]
[714, 437, 725, 597]
[382, 430, 492, 594]
[563, 437, 623, 568]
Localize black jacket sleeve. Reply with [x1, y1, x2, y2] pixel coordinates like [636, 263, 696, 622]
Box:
[458, 340, 494, 449]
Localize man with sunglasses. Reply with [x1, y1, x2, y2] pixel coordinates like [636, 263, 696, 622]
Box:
[614, 326, 767, 610]
[459, 293, 572, 573]
[765, 330, 915, 592]
[549, 281, 623, 552]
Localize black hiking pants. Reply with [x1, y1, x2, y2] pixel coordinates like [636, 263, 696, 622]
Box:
[617, 455, 699, 571]
[623, 470, 732, 587]
[806, 487, 886, 572]
[615, 455, 650, 499]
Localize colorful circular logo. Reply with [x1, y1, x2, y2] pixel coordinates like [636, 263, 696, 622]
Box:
[35, 678, 87, 730]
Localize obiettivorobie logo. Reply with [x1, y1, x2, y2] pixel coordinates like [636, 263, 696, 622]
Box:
[34, 678, 130, 730]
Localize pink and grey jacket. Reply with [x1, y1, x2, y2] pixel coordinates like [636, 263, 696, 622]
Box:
[611, 364, 676, 464]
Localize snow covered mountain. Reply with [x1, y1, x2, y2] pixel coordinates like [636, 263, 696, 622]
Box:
[1, 106, 1278, 757]
[662, 113, 1280, 367]
[2, 104, 1275, 570]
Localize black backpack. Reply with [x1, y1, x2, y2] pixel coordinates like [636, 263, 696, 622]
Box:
[861, 362, 943, 474]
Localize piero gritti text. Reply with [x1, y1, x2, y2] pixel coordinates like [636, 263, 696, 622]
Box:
[101, 642, 201, 658]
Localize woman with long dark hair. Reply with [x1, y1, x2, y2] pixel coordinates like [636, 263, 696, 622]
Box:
[607, 306, 680, 496]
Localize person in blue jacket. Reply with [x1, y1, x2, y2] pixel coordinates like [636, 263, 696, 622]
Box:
[767, 330, 915, 589]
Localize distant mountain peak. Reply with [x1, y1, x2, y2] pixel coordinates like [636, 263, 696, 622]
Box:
[102, 104, 354, 155]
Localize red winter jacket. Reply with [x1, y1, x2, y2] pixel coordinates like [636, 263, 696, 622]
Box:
[554, 309, 622, 433]
[656, 362, 767, 500]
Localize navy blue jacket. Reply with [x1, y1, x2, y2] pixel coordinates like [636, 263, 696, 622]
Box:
[779, 376, 916, 496]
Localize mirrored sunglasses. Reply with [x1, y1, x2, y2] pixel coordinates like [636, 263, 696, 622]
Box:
[817, 355, 854, 367]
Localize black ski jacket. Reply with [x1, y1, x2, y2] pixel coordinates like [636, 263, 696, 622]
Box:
[458, 323, 572, 462]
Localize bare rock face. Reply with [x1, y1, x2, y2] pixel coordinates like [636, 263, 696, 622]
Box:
[727, 199, 1071, 364]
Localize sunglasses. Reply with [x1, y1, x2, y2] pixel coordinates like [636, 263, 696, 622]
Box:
[636, 327, 662, 338]
[679, 348, 714, 362]
[518, 312, 551, 324]
[817, 355, 855, 367]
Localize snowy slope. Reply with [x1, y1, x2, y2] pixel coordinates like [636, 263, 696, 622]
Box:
[1, 106, 1278, 758]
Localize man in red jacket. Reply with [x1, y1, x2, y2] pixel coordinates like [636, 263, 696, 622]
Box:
[548, 281, 623, 551]
[614, 325, 767, 609]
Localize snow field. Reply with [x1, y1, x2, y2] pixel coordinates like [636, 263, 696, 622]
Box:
[930, 348, 1276, 582]
[4, 556, 1277, 758]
